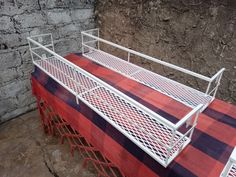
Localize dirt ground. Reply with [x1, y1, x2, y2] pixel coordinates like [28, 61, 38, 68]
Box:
[0, 110, 97, 177]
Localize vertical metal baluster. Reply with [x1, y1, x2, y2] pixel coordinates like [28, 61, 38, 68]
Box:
[128, 52, 130, 62]
[205, 81, 211, 95]
[73, 67, 79, 104]
[165, 129, 175, 165]
[127, 52, 130, 75]
[213, 72, 223, 98]
[81, 33, 84, 54]
[28, 40, 34, 62]
[189, 111, 200, 140]
[97, 29, 100, 50]
[50, 34, 55, 52]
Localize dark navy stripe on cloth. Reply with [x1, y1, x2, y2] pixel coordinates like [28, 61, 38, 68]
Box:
[191, 129, 230, 163]
[204, 108, 236, 128]
[32, 66, 197, 177]
[32, 66, 80, 111]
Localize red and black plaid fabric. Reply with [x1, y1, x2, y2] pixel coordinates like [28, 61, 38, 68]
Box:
[31, 53, 236, 177]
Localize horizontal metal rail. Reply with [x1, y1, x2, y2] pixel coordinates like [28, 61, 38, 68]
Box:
[83, 28, 99, 33]
[175, 104, 202, 129]
[30, 33, 52, 38]
[81, 31, 215, 82]
[210, 68, 225, 82]
[31, 43, 53, 50]
[83, 40, 98, 44]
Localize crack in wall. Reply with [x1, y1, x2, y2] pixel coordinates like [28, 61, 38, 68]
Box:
[37, 0, 42, 11]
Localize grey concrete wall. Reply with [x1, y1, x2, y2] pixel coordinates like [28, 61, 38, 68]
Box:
[0, 0, 95, 122]
[96, 0, 236, 104]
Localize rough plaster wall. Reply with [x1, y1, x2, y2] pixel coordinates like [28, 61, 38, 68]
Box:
[0, 0, 95, 122]
[95, 0, 236, 104]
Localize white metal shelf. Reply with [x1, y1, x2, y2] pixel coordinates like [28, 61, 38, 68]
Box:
[28, 34, 203, 167]
[221, 147, 236, 177]
[84, 50, 212, 108]
[81, 29, 225, 111]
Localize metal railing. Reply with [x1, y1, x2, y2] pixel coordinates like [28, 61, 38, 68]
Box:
[28, 34, 203, 167]
[81, 28, 225, 111]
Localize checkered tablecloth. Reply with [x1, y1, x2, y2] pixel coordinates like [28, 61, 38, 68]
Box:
[31, 53, 236, 177]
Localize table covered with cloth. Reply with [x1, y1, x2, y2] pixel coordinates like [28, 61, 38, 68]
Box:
[31, 53, 236, 177]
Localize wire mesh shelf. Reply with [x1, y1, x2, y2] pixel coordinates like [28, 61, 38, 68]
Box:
[28, 33, 203, 167]
[221, 147, 236, 177]
[81, 29, 225, 111]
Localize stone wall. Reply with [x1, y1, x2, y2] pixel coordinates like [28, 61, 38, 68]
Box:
[0, 0, 95, 122]
[95, 0, 236, 104]
[1, 0, 235, 122]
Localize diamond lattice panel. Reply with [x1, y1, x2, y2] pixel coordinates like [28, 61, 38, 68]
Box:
[228, 164, 236, 177]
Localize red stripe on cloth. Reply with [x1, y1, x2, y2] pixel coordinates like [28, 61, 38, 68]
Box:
[197, 114, 236, 146]
[209, 99, 236, 119]
[117, 78, 191, 118]
[175, 146, 224, 177]
[32, 77, 159, 177]
[65, 53, 191, 120]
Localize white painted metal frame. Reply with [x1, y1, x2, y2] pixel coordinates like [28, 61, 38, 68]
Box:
[81, 28, 225, 111]
[27, 34, 203, 167]
[221, 147, 236, 177]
